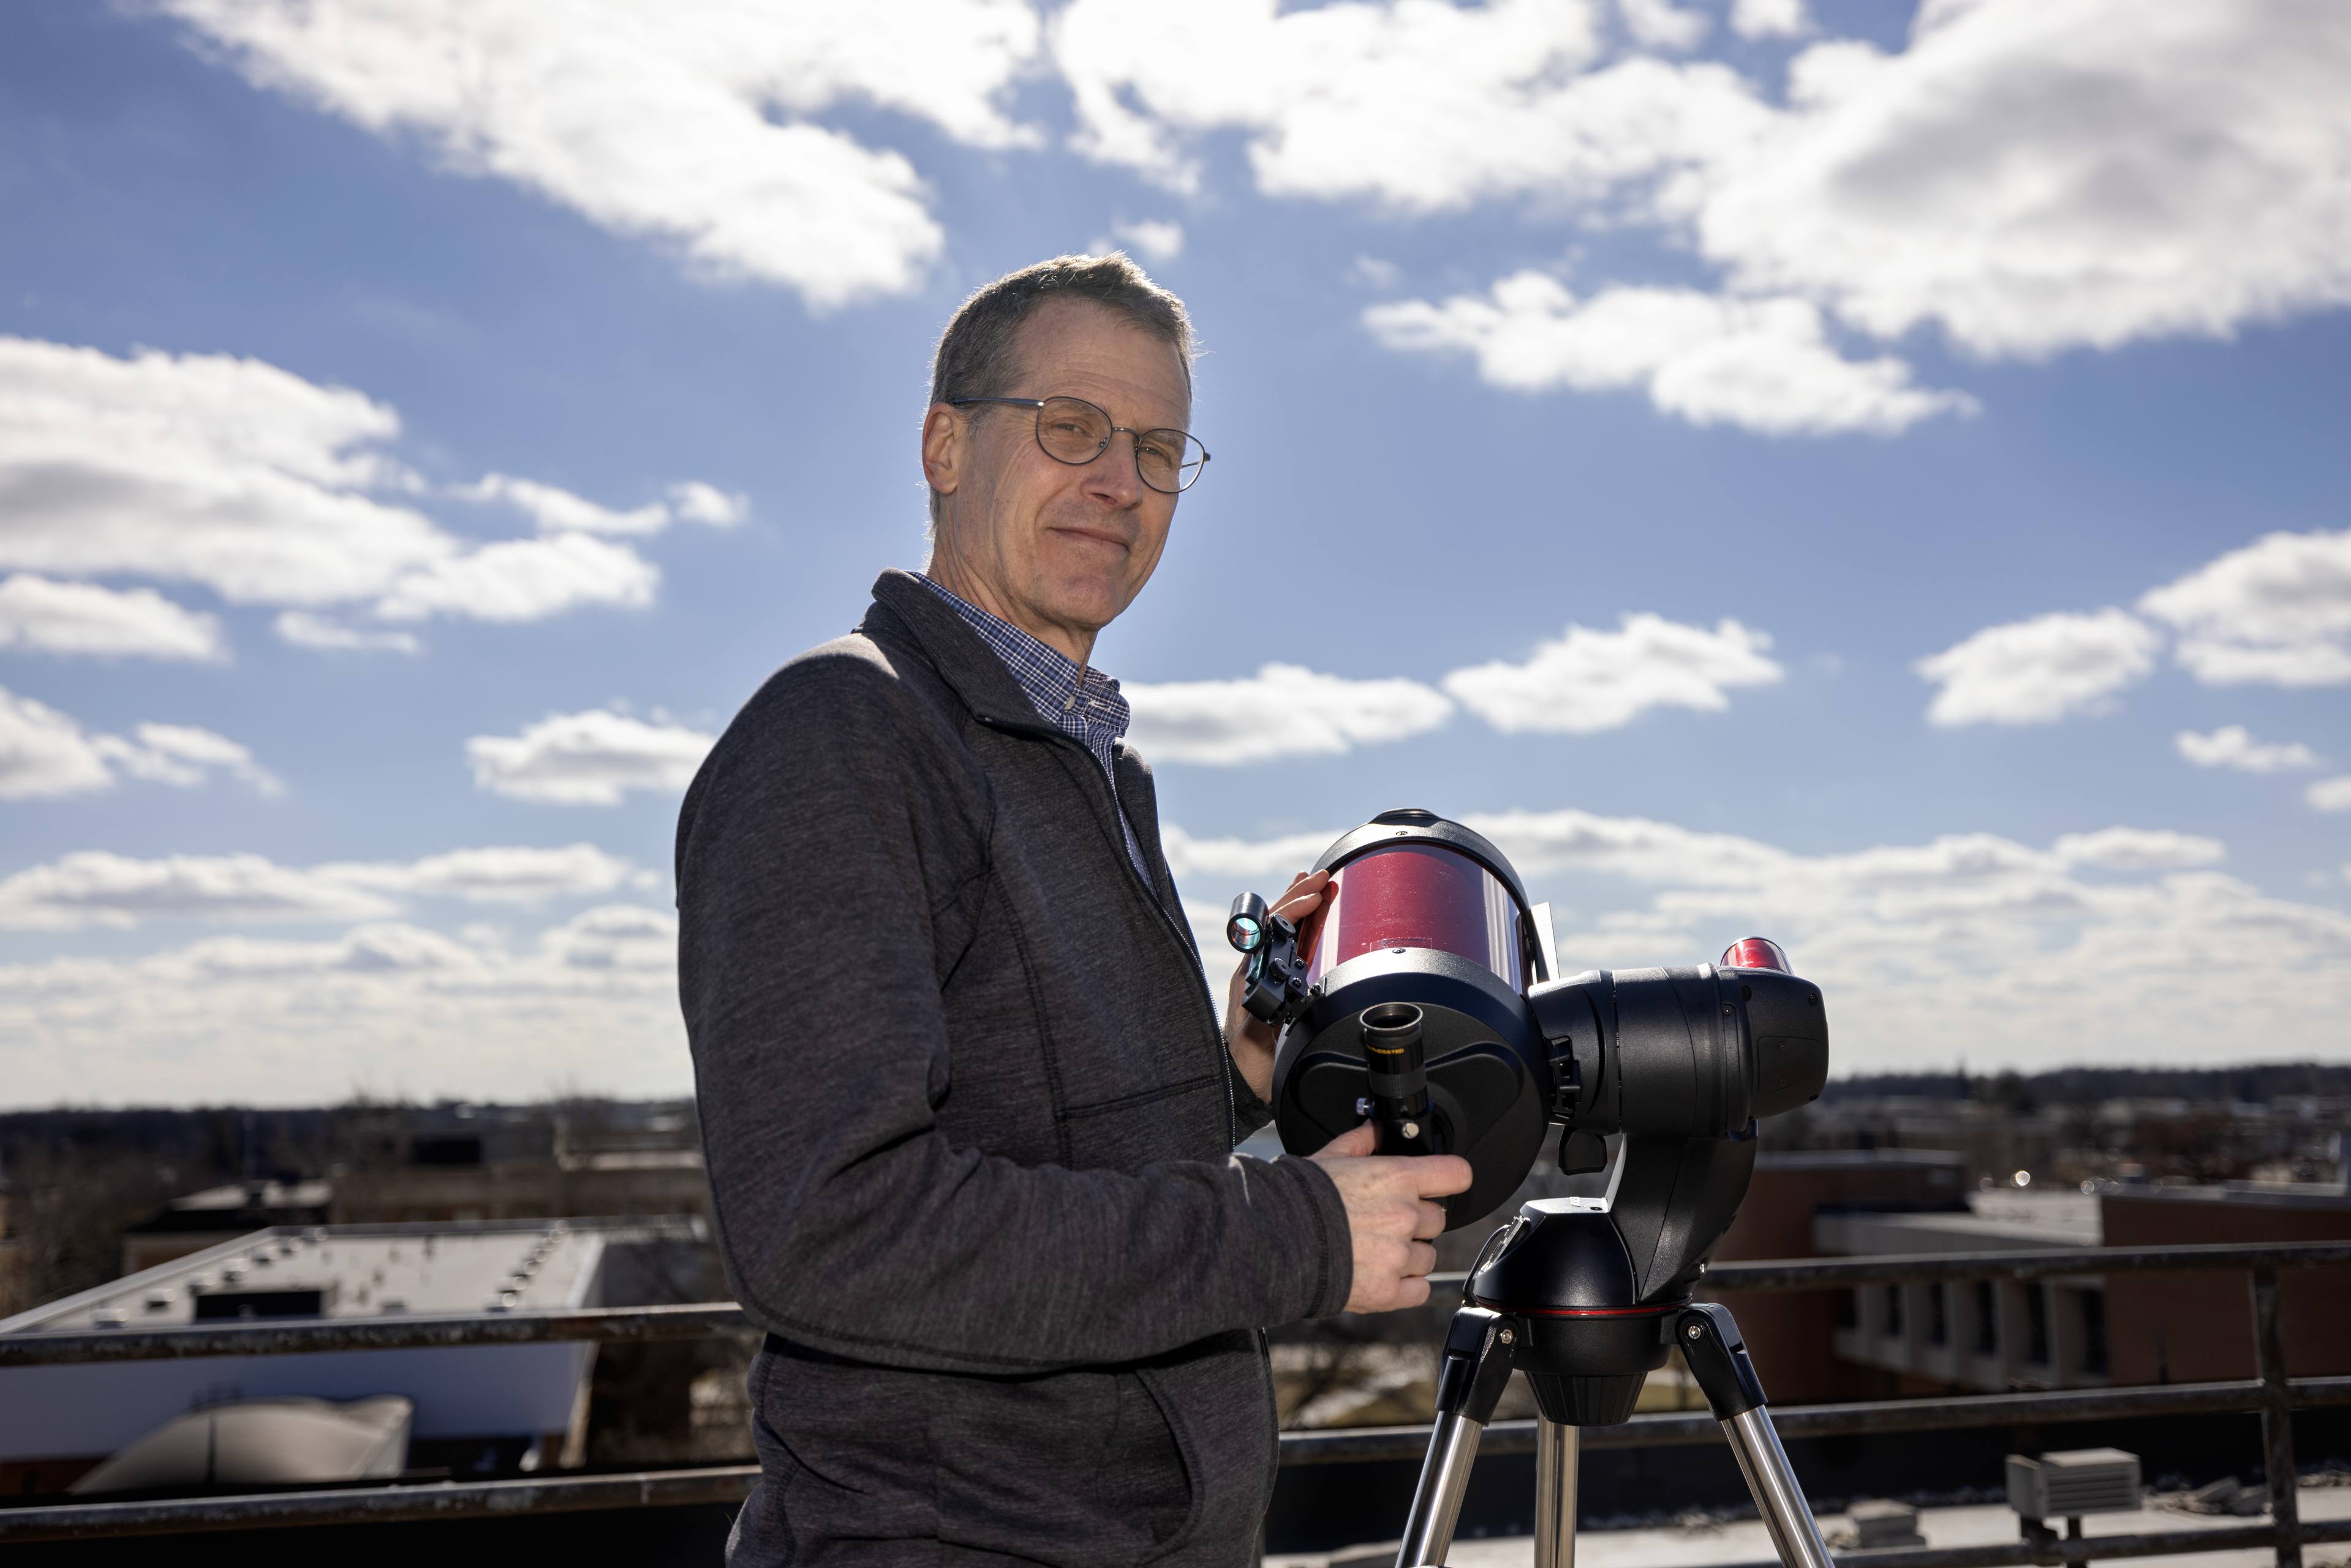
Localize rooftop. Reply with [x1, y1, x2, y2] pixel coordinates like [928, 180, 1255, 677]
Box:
[0, 1219, 611, 1335]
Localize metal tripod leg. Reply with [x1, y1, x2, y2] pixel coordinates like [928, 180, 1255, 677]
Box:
[1534, 1419, 1578, 1568]
[1395, 1308, 1519, 1568]
[1678, 1303, 1835, 1568]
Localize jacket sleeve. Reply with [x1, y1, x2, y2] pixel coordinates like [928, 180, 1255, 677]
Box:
[677, 653, 1353, 1376]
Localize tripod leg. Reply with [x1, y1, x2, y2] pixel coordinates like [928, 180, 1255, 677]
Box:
[1677, 1304, 1835, 1568]
[1534, 1420, 1577, 1568]
[1395, 1308, 1519, 1568]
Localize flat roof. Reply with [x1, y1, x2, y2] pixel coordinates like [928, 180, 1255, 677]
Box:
[0, 1219, 652, 1335]
[1817, 1191, 2103, 1254]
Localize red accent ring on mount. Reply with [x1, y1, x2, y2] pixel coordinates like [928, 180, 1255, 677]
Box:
[1468, 1297, 1692, 1319]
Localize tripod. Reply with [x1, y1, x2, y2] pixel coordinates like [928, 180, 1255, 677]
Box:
[1392, 1200, 1835, 1568]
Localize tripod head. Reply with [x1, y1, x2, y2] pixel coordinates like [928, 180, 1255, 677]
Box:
[1228, 807, 1830, 1316]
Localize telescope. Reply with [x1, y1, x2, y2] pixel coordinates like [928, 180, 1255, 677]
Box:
[1228, 808, 1836, 1568]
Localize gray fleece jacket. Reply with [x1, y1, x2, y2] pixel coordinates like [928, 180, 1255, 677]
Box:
[676, 570, 1354, 1566]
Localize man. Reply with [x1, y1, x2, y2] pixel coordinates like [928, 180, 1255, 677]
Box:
[677, 254, 1469, 1566]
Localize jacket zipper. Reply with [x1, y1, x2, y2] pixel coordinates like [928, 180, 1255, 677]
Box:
[973, 714, 1240, 1146]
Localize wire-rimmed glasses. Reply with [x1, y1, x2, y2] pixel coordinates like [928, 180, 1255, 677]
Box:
[948, 394, 1210, 494]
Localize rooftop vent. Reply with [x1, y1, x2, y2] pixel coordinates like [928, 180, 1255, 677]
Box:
[192, 1285, 335, 1322]
[2007, 1449, 2142, 1521]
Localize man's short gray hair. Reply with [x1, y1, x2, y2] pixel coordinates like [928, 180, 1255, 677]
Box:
[926, 253, 1194, 526]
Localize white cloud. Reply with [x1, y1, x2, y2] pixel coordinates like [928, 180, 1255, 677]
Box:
[323, 843, 642, 905]
[1618, 0, 1708, 52]
[1729, 0, 1809, 40]
[467, 707, 715, 805]
[1693, 0, 2351, 358]
[1109, 219, 1185, 263]
[2176, 726, 2321, 774]
[1443, 612, 1782, 734]
[2310, 777, 2351, 813]
[462, 473, 747, 536]
[2050, 827, 2225, 872]
[108, 723, 282, 796]
[1055, 0, 1762, 210]
[1365, 275, 1974, 435]
[0, 910, 687, 1105]
[273, 612, 420, 654]
[0, 336, 663, 635]
[1124, 663, 1452, 765]
[162, 0, 1043, 308]
[0, 843, 642, 930]
[1059, 0, 2351, 365]
[0, 852, 397, 931]
[0, 684, 276, 801]
[2140, 529, 2351, 688]
[0, 575, 225, 660]
[372, 532, 659, 624]
[665, 480, 749, 527]
[0, 687, 116, 801]
[1161, 808, 2351, 1071]
[1914, 609, 2160, 726]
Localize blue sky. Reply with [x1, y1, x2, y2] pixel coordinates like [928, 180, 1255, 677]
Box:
[3, 0, 2347, 1104]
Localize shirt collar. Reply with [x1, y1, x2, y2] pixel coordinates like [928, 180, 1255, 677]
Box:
[917, 575, 1130, 741]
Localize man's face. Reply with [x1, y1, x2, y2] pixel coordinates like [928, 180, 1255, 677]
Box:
[924, 300, 1190, 656]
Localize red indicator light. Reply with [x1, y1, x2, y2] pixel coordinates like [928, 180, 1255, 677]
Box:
[1720, 937, 1791, 973]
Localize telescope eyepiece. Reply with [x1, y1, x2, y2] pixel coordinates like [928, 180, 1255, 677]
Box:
[1360, 1001, 1425, 1063]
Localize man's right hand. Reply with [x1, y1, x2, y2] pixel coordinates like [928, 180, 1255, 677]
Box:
[1308, 1123, 1473, 1314]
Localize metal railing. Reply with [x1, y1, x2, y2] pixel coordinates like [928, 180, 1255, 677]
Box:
[3, 1240, 2347, 1564]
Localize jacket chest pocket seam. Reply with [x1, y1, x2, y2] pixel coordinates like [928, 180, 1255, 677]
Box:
[1060, 1072, 1219, 1123]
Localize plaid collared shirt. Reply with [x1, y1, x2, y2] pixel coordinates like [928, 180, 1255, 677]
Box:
[919, 575, 1151, 885]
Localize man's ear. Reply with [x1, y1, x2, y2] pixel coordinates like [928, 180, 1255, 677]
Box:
[921, 403, 962, 502]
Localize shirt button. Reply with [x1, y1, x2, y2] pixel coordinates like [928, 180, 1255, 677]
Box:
[1063, 694, 1076, 710]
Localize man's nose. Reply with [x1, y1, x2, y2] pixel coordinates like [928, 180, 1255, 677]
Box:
[1078, 431, 1145, 508]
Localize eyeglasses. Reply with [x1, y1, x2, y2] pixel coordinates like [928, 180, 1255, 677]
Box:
[948, 395, 1210, 494]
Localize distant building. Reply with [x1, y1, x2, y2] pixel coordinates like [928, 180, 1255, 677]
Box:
[328, 1104, 712, 1227]
[1717, 1152, 2351, 1401]
[0, 1216, 700, 1497]
[119, 1180, 334, 1277]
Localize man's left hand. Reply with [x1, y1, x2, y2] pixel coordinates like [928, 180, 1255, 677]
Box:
[1223, 869, 1331, 1104]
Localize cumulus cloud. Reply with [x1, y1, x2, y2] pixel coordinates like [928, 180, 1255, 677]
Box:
[1058, 0, 2351, 368]
[1729, 0, 1809, 40]
[273, 612, 421, 654]
[0, 843, 641, 930]
[0, 575, 225, 660]
[0, 684, 276, 801]
[372, 532, 658, 624]
[462, 474, 748, 536]
[0, 907, 687, 1105]
[0, 336, 666, 636]
[1693, 0, 2351, 358]
[2310, 777, 2351, 813]
[1365, 274, 1974, 435]
[1618, 0, 1709, 53]
[322, 844, 642, 905]
[0, 687, 116, 801]
[1443, 613, 1782, 734]
[1914, 609, 2160, 726]
[1124, 664, 1452, 765]
[1055, 0, 1760, 209]
[161, 0, 1043, 308]
[2139, 528, 2351, 688]
[467, 708, 715, 805]
[1161, 807, 2351, 1071]
[2176, 726, 2320, 774]
[1108, 219, 1185, 262]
